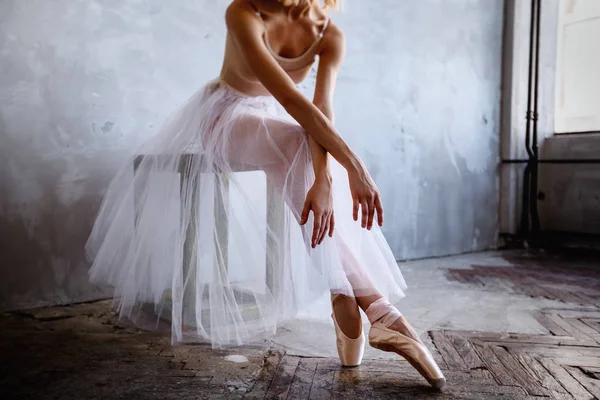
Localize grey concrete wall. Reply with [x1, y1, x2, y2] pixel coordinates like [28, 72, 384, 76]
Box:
[332, 0, 504, 259]
[538, 134, 600, 234]
[0, 0, 504, 311]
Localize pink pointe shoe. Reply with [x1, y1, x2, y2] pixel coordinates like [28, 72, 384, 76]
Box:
[331, 295, 365, 367]
[366, 298, 446, 389]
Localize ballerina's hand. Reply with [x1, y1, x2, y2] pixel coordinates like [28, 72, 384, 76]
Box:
[348, 162, 384, 230]
[300, 181, 335, 248]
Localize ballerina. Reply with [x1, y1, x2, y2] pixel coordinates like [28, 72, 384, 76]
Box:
[86, 0, 445, 389]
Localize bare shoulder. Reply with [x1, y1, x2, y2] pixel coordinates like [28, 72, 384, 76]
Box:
[225, 0, 257, 28]
[324, 19, 345, 43]
[319, 20, 346, 61]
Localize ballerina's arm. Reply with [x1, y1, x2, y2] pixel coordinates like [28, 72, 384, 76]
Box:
[226, 1, 384, 230]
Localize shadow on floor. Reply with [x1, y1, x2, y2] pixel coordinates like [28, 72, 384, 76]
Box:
[1, 249, 599, 399]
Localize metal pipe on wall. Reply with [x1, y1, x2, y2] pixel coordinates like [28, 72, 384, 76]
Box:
[501, 0, 600, 242]
[530, 0, 542, 233]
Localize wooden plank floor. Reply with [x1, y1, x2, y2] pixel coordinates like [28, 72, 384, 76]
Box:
[2, 251, 598, 399]
[247, 252, 600, 399]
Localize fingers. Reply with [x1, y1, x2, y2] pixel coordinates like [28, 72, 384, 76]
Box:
[329, 213, 335, 237]
[349, 168, 383, 229]
[360, 199, 368, 229]
[317, 214, 328, 245]
[312, 215, 321, 248]
[312, 212, 334, 247]
[375, 194, 384, 226]
[301, 199, 310, 225]
[367, 195, 376, 230]
[352, 197, 359, 221]
[354, 192, 382, 230]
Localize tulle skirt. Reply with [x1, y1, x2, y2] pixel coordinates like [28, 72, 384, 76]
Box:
[85, 78, 407, 348]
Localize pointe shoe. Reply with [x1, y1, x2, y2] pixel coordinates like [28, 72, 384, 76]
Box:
[366, 299, 446, 389]
[331, 296, 365, 367]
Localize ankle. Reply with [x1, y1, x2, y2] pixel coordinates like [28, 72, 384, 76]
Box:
[365, 298, 402, 327]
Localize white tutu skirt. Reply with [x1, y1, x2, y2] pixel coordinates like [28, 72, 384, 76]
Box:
[86, 79, 407, 347]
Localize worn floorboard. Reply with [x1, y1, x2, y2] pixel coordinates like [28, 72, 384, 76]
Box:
[2, 250, 599, 399]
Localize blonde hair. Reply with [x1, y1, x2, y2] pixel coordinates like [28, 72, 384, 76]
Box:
[277, 0, 340, 11]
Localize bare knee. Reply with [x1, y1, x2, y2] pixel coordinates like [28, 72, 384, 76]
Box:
[279, 125, 308, 164]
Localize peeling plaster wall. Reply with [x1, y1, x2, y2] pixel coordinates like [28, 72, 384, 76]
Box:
[332, 1, 503, 260]
[0, 0, 503, 311]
